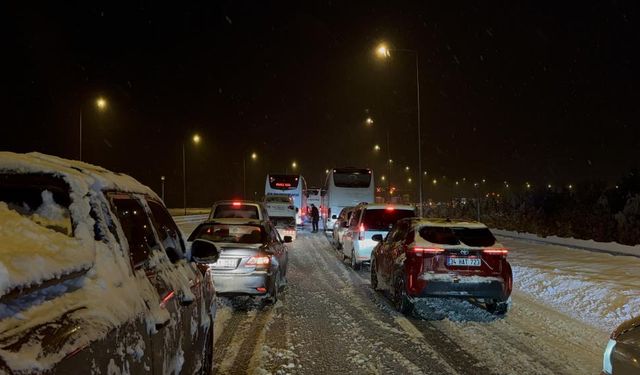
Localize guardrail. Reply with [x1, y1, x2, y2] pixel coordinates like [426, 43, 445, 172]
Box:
[172, 214, 208, 224]
[492, 229, 640, 258]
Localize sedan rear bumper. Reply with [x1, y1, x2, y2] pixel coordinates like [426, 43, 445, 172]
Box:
[212, 271, 271, 296]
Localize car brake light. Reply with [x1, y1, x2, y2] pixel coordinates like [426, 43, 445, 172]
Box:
[483, 248, 508, 256]
[411, 247, 444, 257]
[359, 224, 365, 240]
[385, 206, 395, 211]
[232, 201, 241, 207]
[245, 256, 270, 267]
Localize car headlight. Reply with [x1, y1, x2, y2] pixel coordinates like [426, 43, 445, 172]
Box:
[602, 339, 616, 375]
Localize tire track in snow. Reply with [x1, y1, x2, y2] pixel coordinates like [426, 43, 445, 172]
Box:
[213, 308, 257, 374]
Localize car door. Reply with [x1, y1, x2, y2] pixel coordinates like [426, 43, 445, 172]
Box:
[146, 198, 210, 374]
[377, 225, 399, 288]
[107, 193, 182, 375]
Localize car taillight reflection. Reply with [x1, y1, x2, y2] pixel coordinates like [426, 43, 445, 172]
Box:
[245, 256, 270, 267]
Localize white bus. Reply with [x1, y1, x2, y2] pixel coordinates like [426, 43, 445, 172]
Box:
[322, 167, 375, 231]
[304, 186, 324, 220]
[265, 174, 307, 225]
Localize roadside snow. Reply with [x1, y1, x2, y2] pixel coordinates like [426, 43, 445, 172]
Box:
[501, 236, 640, 332]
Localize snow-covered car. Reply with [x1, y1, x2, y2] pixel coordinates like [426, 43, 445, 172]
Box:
[263, 195, 297, 240]
[341, 203, 416, 270]
[602, 315, 640, 375]
[0, 152, 216, 374]
[188, 218, 290, 302]
[331, 206, 355, 249]
[370, 218, 513, 315]
[208, 200, 270, 221]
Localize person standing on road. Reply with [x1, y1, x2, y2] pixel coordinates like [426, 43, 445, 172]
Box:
[310, 203, 320, 233]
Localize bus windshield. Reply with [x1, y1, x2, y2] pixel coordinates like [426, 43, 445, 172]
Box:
[268, 175, 300, 190]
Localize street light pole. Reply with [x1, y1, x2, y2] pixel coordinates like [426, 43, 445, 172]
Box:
[243, 157, 246, 199]
[182, 143, 187, 216]
[375, 45, 423, 216]
[79, 110, 83, 161]
[161, 176, 165, 202]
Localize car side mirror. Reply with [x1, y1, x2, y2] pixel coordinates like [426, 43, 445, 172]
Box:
[372, 234, 383, 242]
[190, 239, 219, 263]
[331, 215, 337, 220]
[283, 236, 292, 243]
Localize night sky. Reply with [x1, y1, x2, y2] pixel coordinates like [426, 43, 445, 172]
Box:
[3, 2, 639, 206]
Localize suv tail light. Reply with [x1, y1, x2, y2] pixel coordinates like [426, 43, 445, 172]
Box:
[410, 246, 444, 257]
[358, 224, 365, 240]
[245, 256, 271, 267]
[483, 248, 508, 257]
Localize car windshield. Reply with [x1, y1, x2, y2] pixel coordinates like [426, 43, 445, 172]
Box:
[419, 226, 496, 247]
[212, 204, 259, 219]
[0, 174, 73, 236]
[192, 224, 265, 244]
[361, 209, 415, 231]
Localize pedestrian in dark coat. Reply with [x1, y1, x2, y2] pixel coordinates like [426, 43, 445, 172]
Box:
[310, 204, 320, 232]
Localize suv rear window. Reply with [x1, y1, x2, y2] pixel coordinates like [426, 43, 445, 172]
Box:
[419, 226, 496, 247]
[213, 204, 259, 219]
[361, 209, 414, 231]
[0, 174, 73, 236]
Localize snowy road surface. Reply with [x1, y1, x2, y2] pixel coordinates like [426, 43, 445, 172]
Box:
[176, 217, 624, 374]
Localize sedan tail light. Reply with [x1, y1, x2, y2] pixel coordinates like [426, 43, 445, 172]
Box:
[358, 224, 365, 240]
[245, 256, 270, 267]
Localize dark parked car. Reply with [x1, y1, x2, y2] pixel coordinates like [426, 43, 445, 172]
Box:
[188, 218, 290, 302]
[602, 315, 640, 375]
[0, 152, 216, 374]
[370, 218, 513, 315]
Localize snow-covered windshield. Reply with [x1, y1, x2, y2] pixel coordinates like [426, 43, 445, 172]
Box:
[192, 223, 266, 244]
[419, 226, 496, 247]
[0, 175, 73, 236]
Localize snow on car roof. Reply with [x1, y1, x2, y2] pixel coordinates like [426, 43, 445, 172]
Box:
[0, 152, 158, 199]
[416, 218, 488, 228]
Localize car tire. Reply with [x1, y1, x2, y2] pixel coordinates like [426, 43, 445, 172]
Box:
[370, 258, 380, 291]
[486, 300, 508, 315]
[200, 316, 214, 375]
[351, 249, 361, 270]
[268, 272, 280, 304]
[394, 276, 413, 315]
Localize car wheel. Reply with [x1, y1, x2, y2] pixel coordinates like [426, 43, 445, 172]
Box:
[351, 249, 361, 270]
[268, 272, 280, 304]
[394, 276, 413, 314]
[370, 259, 379, 291]
[200, 316, 214, 375]
[486, 300, 508, 315]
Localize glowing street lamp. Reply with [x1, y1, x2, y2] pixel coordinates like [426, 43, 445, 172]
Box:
[373, 144, 381, 152]
[79, 95, 109, 161]
[365, 117, 374, 125]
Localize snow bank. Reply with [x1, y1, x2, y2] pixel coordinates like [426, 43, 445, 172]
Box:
[0, 202, 94, 296]
[493, 229, 640, 258]
[500, 237, 640, 332]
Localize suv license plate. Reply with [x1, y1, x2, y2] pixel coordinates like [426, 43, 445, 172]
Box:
[213, 258, 237, 268]
[447, 257, 481, 267]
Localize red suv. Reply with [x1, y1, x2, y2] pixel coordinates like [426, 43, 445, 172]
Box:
[370, 218, 512, 315]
